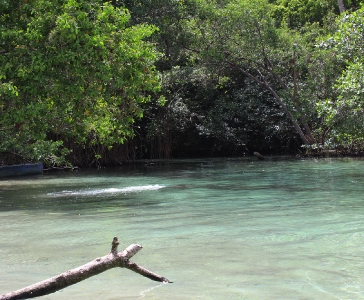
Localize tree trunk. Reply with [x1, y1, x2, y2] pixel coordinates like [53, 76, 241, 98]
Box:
[338, 0, 345, 13]
[300, 118, 317, 144]
[266, 85, 311, 145]
[0, 237, 170, 300]
[293, 57, 317, 145]
[226, 61, 312, 145]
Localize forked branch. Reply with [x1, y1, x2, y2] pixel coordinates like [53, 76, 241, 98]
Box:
[0, 237, 171, 300]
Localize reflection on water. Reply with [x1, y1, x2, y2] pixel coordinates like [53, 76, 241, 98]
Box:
[1, 157, 364, 299]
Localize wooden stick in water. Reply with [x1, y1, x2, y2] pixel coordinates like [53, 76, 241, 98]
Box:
[0, 237, 171, 300]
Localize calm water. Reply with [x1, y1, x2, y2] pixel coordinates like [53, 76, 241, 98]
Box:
[1, 157, 364, 299]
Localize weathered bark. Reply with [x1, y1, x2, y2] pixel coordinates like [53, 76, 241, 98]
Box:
[0, 237, 170, 300]
[338, 0, 345, 13]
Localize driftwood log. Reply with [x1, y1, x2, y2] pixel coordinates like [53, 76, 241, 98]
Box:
[253, 152, 265, 160]
[0, 237, 171, 300]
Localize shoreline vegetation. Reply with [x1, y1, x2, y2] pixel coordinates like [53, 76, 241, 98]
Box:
[2, 148, 364, 174]
[2, 1, 364, 169]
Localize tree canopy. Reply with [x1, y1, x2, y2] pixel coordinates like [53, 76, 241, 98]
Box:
[1, 0, 159, 165]
[2, 0, 364, 165]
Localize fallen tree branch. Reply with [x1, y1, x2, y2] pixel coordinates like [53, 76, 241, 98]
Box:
[0, 237, 171, 300]
[253, 152, 265, 160]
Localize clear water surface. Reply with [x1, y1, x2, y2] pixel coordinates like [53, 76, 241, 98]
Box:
[1, 157, 364, 299]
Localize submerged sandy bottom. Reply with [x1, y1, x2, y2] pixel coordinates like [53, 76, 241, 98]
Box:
[1, 158, 364, 299]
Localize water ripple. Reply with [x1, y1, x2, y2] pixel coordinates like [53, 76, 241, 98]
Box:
[47, 184, 166, 197]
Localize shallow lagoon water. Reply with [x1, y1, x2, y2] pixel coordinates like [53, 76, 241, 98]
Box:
[1, 157, 364, 299]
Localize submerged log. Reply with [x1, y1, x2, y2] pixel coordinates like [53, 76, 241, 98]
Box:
[0, 237, 171, 300]
[253, 152, 265, 160]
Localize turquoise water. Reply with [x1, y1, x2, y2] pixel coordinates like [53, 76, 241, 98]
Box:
[1, 157, 364, 299]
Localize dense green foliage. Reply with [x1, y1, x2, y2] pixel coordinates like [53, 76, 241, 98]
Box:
[317, 6, 364, 145]
[1, 0, 159, 165]
[2, 0, 364, 165]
